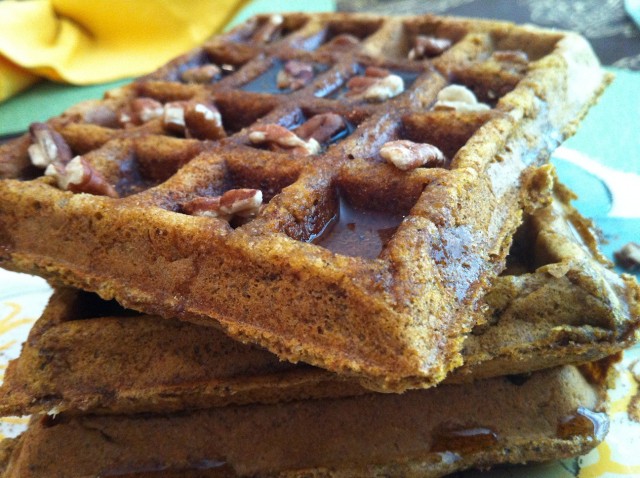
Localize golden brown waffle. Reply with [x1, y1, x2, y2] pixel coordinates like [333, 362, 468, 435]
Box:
[0, 13, 611, 390]
[1, 179, 636, 416]
[0, 365, 612, 478]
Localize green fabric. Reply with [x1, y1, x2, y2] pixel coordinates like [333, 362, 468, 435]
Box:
[0, 79, 131, 136]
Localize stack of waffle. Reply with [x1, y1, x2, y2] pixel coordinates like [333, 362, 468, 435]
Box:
[0, 12, 637, 477]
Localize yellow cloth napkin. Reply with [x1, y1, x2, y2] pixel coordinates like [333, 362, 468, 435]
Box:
[0, 0, 248, 102]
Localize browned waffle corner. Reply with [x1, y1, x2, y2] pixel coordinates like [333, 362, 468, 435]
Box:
[0, 13, 611, 391]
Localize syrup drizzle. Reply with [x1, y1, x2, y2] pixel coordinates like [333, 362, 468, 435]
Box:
[430, 426, 499, 454]
[312, 195, 405, 259]
[557, 406, 609, 442]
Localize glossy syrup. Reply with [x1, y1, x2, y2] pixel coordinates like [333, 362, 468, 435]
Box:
[430, 426, 499, 454]
[240, 59, 328, 94]
[312, 196, 405, 259]
[556, 406, 609, 442]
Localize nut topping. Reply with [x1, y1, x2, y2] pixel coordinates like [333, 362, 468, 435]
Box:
[249, 124, 320, 156]
[185, 103, 226, 140]
[28, 123, 73, 168]
[433, 84, 490, 112]
[45, 156, 118, 198]
[408, 35, 452, 60]
[118, 98, 164, 127]
[181, 196, 227, 219]
[346, 67, 404, 102]
[362, 66, 391, 78]
[322, 33, 360, 51]
[491, 50, 529, 64]
[163, 101, 188, 134]
[180, 64, 222, 84]
[380, 140, 447, 171]
[252, 14, 284, 43]
[614, 242, 640, 271]
[220, 189, 263, 216]
[294, 113, 347, 145]
[182, 189, 263, 221]
[163, 101, 225, 140]
[277, 60, 314, 91]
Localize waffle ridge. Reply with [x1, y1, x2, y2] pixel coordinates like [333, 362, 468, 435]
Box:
[0, 13, 611, 390]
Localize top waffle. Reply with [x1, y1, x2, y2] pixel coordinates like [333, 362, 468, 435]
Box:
[0, 13, 610, 391]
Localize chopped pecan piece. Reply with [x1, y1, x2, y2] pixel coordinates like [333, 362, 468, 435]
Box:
[322, 33, 360, 51]
[163, 101, 225, 140]
[249, 124, 320, 156]
[181, 64, 222, 84]
[118, 98, 164, 127]
[163, 101, 189, 134]
[362, 66, 391, 78]
[380, 140, 447, 171]
[614, 243, 640, 271]
[182, 189, 263, 221]
[276, 60, 314, 91]
[346, 68, 404, 102]
[28, 123, 73, 168]
[252, 14, 284, 43]
[220, 189, 263, 217]
[408, 35, 452, 60]
[45, 156, 118, 198]
[491, 50, 529, 64]
[433, 84, 490, 112]
[181, 196, 228, 220]
[294, 113, 347, 145]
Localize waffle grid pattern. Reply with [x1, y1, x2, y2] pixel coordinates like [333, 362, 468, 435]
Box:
[0, 13, 609, 390]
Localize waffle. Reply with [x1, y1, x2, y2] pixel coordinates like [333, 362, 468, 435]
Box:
[1, 179, 636, 416]
[0, 364, 612, 478]
[0, 13, 610, 390]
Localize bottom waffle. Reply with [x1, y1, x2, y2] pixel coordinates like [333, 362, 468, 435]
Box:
[0, 364, 611, 478]
[0, 179, 636, 416]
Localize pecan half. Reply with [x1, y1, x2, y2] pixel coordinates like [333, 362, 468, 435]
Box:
[491, 50, 529, 64]
[163, 101, 225, 140]
[182, 189, 263, 221]
[294, 113, 347, 145]
[276, 60, 314, 91]
[379, 140, 447, 171]
[322, 33, 360, 51]
[181, 196, 229, 220]
[185, 103, 226, 140]
[45, 156, 118, 197]
[118, 98, 164, 127]
[220, 189, 263, 217]
[249, 124, 320, 156]
[433, 84, 490, 112]
[28, 123, 73, 168]
[252, 14, 284, 43]
[408, 35, 452, 60]
[181, 64, 222, 84]
[346, 68, 404, 102]
[363, 66, 391, 78]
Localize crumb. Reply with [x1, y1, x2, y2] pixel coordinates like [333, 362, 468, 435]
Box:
[629, 360, 640, 423]
[614, 242, 640, 271]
